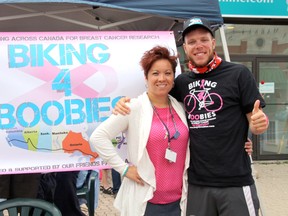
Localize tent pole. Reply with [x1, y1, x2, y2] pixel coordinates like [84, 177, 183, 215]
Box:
[219, 25, 231, 62]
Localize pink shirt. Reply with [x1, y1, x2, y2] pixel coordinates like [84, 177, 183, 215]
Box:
[146, 106, 189, 204]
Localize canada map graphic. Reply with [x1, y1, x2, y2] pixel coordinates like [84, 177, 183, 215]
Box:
[6, 126, 98, 161]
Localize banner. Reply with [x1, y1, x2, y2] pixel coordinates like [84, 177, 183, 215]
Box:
[0, 31, 180, 174]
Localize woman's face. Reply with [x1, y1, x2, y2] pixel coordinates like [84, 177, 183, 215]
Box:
[146, 59, 174, 98]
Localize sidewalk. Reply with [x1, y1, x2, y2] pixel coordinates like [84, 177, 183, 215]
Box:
[94, 170, 120, 216]
[94, 192, 120, 216]
[93, 161, 288, 216]
[253, 161, 288, 216]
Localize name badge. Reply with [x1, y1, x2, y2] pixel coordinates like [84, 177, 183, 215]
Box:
[165, 148, 177, 163]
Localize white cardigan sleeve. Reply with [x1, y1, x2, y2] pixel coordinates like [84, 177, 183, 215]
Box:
[89, 110, 130, 175]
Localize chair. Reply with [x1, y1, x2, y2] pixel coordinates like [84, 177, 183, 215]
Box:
[76, 171, 98, 216]
[0, 198, 62, 216]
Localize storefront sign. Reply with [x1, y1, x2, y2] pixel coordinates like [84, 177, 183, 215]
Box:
[219, 0, 288, 18]
[259, 82, 275, 94]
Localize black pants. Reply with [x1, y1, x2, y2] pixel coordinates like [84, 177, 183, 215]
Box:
[0, 174, 41, 199]
[111, 169, 121, 194]
[144, 199, 181, 216]
[54, 171, 85, 216]
[186, 184, 260, 216]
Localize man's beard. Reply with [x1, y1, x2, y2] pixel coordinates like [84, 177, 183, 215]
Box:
[189, 55, 213, 68]
[187, 52, 222, 74]
[190, 60, 208, 68]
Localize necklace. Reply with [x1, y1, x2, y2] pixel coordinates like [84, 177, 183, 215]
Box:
[150, 99, 180, 150]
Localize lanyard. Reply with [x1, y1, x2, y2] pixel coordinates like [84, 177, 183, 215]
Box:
[151, 100, 180, 149]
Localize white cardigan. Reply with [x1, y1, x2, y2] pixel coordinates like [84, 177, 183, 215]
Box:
[89, 92, 190, 216]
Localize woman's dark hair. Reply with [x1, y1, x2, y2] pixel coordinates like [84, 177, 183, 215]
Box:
[140, 46, 178, 78]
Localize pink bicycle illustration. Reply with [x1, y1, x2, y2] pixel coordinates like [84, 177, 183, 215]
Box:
[184, 87, 223, 114]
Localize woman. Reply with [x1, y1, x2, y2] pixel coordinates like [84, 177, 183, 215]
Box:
[89, 46, 190, 216]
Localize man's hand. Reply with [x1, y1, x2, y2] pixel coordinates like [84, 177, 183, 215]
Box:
[248, 100, 269, 135]
[245, 138, 253, 155]
[112, 97, 131, 115]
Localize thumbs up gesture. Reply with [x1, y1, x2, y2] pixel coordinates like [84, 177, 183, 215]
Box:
[252, 100, 261, 114]
[250, 100, 269, 134]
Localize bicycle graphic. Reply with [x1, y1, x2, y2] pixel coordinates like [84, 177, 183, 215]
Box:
[184, 82, 223, 114]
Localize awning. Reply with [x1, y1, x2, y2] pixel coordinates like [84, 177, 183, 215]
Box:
[0, 0, 223, 44]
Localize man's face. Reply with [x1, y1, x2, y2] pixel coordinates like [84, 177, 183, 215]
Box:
[183, 27, 216, 67]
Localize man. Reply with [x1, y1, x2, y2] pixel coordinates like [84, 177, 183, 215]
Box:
[114, 17, 268, 216]
[173, 16, 268, 216]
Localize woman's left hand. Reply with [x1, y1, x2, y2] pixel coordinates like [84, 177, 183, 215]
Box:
[125, 165, 145, 186]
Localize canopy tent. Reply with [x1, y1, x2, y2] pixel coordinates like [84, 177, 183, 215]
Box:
[0, 0, 224, 47]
